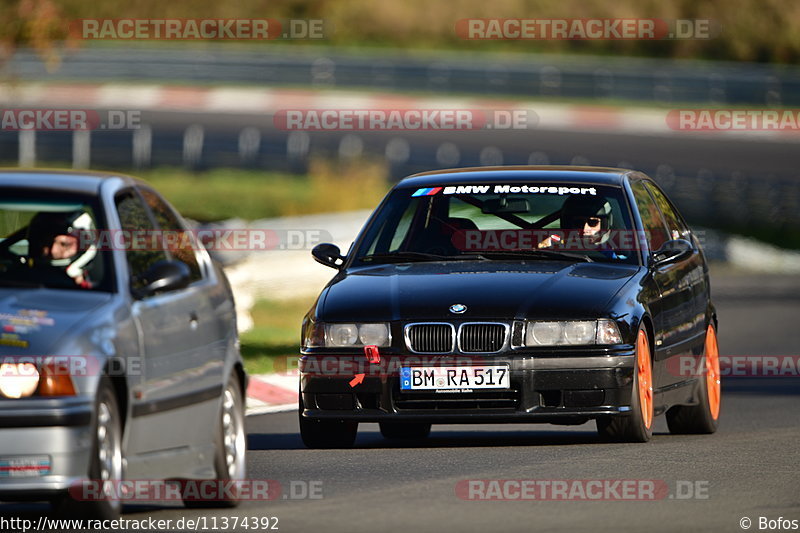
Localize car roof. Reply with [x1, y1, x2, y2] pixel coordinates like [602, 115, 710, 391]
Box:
[0, 169, 148, 195]
[397, 166, 633, 189]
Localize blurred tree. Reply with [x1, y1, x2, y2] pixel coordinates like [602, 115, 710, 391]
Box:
[1, 0, 76, 71]
[1, 0, 797, 66]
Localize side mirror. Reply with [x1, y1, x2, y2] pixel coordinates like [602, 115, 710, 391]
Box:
[312, 243, 344, 269]
[136, 260, 191, 298]
[652, 239, 693, 267]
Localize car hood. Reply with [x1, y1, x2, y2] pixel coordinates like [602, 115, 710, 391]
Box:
[0, 289, 113, 355]
[318, 261, 641, 322]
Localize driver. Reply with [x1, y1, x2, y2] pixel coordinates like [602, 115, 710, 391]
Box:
[539, 195, 625, 259]
[26, 210, 97, 288]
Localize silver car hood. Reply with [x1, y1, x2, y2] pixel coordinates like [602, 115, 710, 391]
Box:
[0, 288, 113, 356]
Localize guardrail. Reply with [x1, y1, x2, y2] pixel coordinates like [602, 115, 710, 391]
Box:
[6, 45, 800, 105]
[2, 125, 798, 238]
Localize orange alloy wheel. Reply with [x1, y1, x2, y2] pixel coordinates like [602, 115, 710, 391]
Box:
[637, 330, 654, 429]
[705, 325, 721, 420]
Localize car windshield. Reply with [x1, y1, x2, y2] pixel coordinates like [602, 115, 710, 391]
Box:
[354, 182, 640, 265]
[0, 190, 113, 291]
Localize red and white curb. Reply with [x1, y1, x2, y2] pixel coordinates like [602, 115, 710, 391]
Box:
[246, 371, 298, 416]
[2, 81, 796, 140]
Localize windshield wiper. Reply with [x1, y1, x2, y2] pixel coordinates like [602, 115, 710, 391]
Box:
[359, 251, 488, 263]
[477, 249, 594, 263]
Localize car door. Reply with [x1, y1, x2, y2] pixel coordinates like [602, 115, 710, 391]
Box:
[630, 180, 697, 388]
[644, 181, 708, 385]
[115, 189, 221, 478]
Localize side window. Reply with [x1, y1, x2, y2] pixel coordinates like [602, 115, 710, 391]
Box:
[645, 182, 690, 241]
[631, 181, 670, 252]
[138, 188, 202, 283]
[115, 191, 168, 292]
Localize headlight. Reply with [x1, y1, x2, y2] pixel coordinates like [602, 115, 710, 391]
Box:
[525, 320, 622, 346]
[327, 324, 359, 346]
[564, 321, 597, 344]
[358, 323, 390, 346]
[528, 321, 564, 345]
[0, 363, 40, 399]
[321, 323, 391, 348]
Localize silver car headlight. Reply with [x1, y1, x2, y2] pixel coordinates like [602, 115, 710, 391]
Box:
[0, 357, 79, 397]
[324, 323, 391, 347]
[0, 363, 40, 399]
[525, 319, 622, 346]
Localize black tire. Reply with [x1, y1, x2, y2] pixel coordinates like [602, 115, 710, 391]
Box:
[298, 395, 358, 449]
[379, 422, 432, 440]
[183, 375, 247, 508]
[597, 325, 654, 443]
[666, 325, 721, 434]
[53, 377, 123, 519]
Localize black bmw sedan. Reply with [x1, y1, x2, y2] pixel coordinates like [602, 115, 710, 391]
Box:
[299, 166, 720, 447]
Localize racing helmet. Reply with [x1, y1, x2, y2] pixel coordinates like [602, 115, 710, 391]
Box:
[560, 194, 614, 244]
[27, 210, 97, 279]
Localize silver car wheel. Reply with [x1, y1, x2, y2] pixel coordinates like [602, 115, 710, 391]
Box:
[96, 398, 123, 514]
[221, 384, 245, 480]
[97, 401, 122, 483]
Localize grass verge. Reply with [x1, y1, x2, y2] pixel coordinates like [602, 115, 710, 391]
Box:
[239, 296, 316, 376]
[123, 158, 389, 222]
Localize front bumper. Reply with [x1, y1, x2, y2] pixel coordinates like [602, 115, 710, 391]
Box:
[300, 351, 636, 424]
[0, 397, 94, 499]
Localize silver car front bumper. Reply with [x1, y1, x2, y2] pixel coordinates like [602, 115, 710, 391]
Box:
[0, 397, 94, 499]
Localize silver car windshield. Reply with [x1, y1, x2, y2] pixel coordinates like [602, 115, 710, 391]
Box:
[0, 193, 112, 291]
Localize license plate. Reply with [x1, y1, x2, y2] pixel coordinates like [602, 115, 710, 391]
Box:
[0, 455, 51, 478]
[400, 366, 510, 391]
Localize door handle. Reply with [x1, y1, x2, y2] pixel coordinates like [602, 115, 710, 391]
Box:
[189, 312, 199, 331]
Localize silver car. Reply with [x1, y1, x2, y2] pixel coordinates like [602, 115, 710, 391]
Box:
[0, 170, 246, 518]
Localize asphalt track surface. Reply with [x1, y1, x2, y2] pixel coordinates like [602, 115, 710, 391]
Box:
[146, 271, 800, 532]
[4, 270, 795, 532]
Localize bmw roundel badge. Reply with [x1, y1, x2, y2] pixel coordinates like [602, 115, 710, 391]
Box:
[449, 303, 467, 314]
